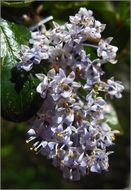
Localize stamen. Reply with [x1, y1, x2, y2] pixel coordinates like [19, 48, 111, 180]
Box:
[56, 132, 63, 137]
[33, 141, 40, 148]
[55, 144, 58, 155]
[60, 144, 65, 150]
[26, 136, 36, 143]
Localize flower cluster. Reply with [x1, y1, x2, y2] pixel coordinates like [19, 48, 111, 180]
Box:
[19, 8, 124, 180]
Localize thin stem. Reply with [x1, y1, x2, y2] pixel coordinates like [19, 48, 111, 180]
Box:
[30, 16, 53, 31]
[82, 43, 98, 49]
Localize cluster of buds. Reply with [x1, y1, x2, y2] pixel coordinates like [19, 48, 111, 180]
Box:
[19, 8, 124, 180]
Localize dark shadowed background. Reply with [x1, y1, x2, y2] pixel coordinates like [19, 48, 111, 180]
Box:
[1, 1, 130, 189]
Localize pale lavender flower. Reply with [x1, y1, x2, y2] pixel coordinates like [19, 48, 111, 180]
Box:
[90, 150, 113, 173]
[97, 37, 118, 64]
[49, 69, 81, 101]
[84, 59, 104, 89]
[23, 7, 124, 181]
[36, 74, 49, 98]
[106, 77, 124, 98]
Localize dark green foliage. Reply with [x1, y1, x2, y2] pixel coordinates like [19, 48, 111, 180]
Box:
[1, 0, 34, 8]
[1, 19, 43, 121]
[1, 19, 30, 64]
[1, 1, 130, 189]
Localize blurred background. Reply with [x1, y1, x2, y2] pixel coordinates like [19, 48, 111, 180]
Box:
[1, 1, 130, 189]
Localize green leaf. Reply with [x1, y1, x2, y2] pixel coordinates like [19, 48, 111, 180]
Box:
[1, 18, 30, 67]
[88, 1, 115, 13]
[84, 46, 97, 60]
[1, 145, 14, 157]
[118, 1, 130, 22]
[1, 19, 43, 122]
[1, 0, 34, 8]
[104, 103, 123, 133]
[1, 68, 42, 121]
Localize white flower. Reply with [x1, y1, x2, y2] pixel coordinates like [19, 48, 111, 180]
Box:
[97, 37, 118, 64]
[90, 150, 112, 173]
[29, 31, 49, 46]
[36, 74, 49, 98]
[106, 77, 124, 98]
[22, 7, 124, 181]
[49, 69, 81, 101]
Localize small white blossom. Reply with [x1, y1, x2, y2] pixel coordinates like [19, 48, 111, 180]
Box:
[21, 7, 124, 181]
[106, 77, 124, 98]
[97, 37, 118, 64]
